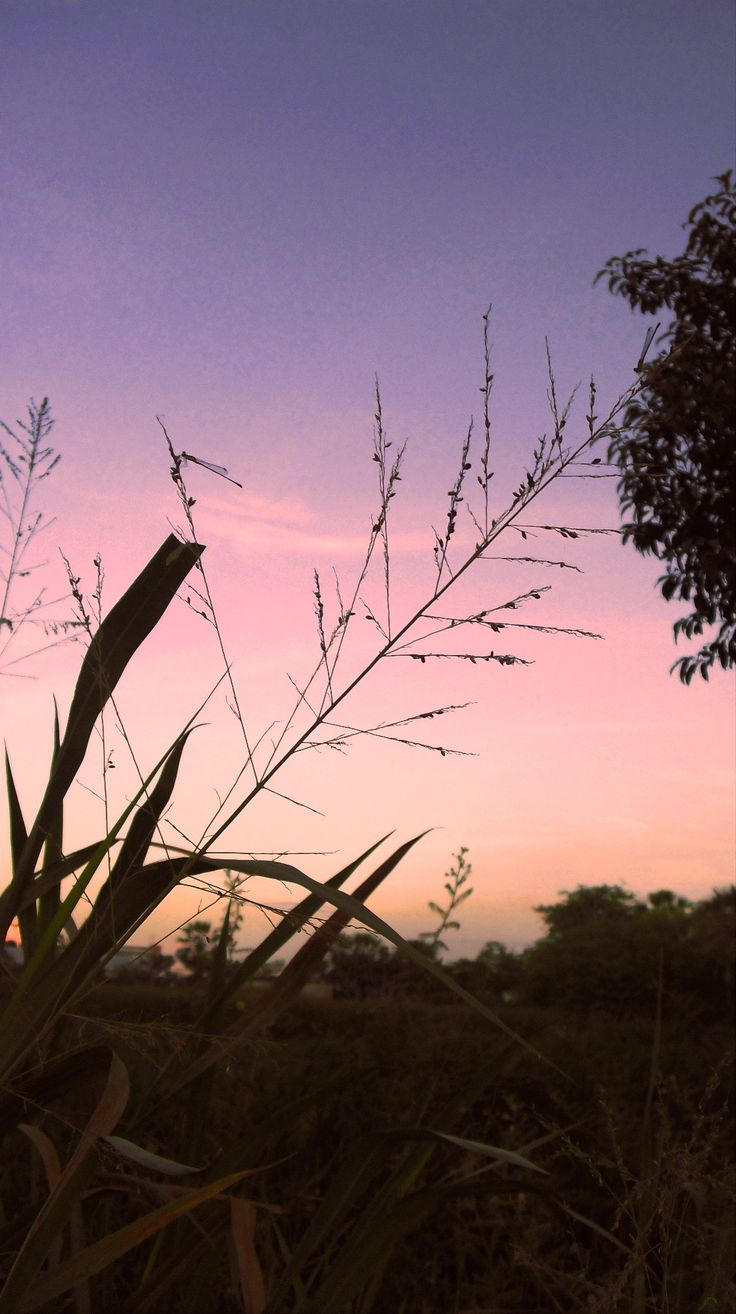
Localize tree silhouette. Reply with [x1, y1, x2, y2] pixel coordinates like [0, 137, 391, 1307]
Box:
[519, 883, 733, 1018]
[175, 919, 213, 980]
[325, 931, 393, 999]
[596, 171, 736, 682]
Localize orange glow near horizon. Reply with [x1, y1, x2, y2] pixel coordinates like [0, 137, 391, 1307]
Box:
[3, 444, 733, 961]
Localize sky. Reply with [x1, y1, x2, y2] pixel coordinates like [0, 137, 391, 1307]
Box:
[1, 0, 734, 961]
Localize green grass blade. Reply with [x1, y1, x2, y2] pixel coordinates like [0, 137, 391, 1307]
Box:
[135, 836, 393, 1115]
[553, 1200, 630, 1255]
[51, 729, 196, 995]
[4, 748, 28, 871]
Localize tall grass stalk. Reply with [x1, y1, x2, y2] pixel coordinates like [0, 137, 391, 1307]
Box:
[156, 309, 647, 873]
[0, 398, 78, 675]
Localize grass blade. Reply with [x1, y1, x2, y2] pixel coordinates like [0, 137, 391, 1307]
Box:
[44, 729, 196, 1000]
[262, 1139, 389, 1314]
[18, 1125, 64, 1273]
[381, 1127, 549, 1174]
[194, 832, 393, 1030]
[0, 733, 201, 1074]
[230, 1197, 267, 1314]
[17, 842, 120, 910]
[4, 746, 36, 956]
[101, 1136, 202, 1178]
[154, 849, 566, 1090]
[0, 1052, 130, 1312]
[37, 700, 63, 946]
[18, 1169, 268, 1311]
[0, 1044, 119, 1132]
[0, 534, 204, 940]
[151, 835, 429, 1109]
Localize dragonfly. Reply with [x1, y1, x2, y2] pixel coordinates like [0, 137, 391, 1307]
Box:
[635, 323, 661, 373]
[179, 451, 243, 488]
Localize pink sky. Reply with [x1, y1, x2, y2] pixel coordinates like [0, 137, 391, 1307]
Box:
[1, 1, 734, 959]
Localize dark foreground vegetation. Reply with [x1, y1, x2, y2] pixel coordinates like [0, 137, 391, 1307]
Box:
[36, 965, 733, 1314]
[3, 880, 732, 1313]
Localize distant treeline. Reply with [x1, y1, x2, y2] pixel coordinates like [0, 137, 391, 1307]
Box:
[324, 884, 735, 1017]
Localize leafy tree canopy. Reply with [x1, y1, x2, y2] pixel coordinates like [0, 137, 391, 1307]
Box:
[524, 883, 732, 1016]
[534, 884, 643, 937]
[596, 170, 736, 683]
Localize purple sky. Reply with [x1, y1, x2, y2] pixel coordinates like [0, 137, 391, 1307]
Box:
[2, 2, 734, 958]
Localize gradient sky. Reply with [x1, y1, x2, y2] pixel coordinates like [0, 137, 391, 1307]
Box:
[1, 1, 734, 961]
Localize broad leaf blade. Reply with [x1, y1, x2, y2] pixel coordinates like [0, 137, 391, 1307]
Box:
[217, 831, 430, 1033]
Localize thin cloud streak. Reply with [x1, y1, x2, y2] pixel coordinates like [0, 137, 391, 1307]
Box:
[194, 500, 433, 558]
